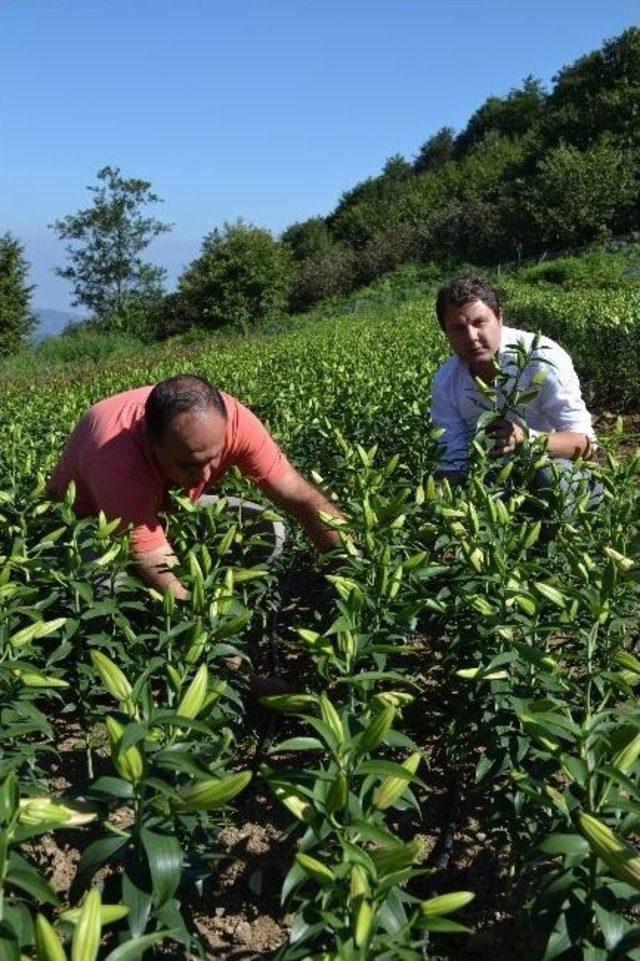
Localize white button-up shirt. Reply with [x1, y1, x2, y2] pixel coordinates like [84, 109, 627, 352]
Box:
[430, 325, 595, 473]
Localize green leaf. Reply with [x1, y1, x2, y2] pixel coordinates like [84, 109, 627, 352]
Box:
[474, 754, 495, 784]
[118, 721, 148, 754]
[0, 920, 20, 961]
[268, 737, 325, 753]
[378, 887, 409, 935]
[104, 929, 179, 961]
[562, 755, 589, 787]
[281, 861, 306, 905]
[140, 828, 183, 908]
[593, 895, 637, 952]
[7, 864, 60, 905]
[122, 864, 153, 939]
[538, 834, 590, 857]
[347, 821, 400, 846]
[71, 835, 128, 901]
[82, 776, 135, 802]
[543, 914, 573, 961]
[356, 759, 425, 784]
[420, 917, 472, 933]
[609, 928, 640, 959]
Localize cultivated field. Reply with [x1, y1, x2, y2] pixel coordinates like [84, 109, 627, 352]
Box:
[2, 275, 640, 960]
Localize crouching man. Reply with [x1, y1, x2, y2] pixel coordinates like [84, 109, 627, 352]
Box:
[430, 276, 598, 506]
[49, 374, 344, 597]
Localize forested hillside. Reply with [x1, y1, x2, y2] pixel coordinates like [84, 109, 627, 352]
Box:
[2, 28, 639, 356]
[283, 28, 640, 309]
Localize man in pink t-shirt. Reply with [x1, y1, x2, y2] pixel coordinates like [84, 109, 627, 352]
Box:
[50, 374, 343, 598]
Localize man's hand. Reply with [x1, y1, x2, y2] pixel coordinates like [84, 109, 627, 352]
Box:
[489, 417, 525, 457]
[134, 543, 189, 600]
[260, 465, 344, 553]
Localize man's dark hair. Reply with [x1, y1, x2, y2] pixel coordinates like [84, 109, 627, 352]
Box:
[145, 375, 226, 440]
[435, 275, 502, 330]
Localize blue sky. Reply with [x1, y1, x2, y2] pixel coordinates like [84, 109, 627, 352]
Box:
[2, 0, 638, 311]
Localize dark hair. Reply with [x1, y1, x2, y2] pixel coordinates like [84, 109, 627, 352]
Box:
[145, 375, 226, 440]
[435, 275, 501, 330]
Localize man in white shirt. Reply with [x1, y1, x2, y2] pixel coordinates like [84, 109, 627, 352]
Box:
[430, 276, 596, 487]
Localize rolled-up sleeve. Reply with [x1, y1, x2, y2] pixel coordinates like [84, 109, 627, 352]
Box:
[430, 368, 470, 473]
[231, 401, 292, 488]
[537, 351, 596, 441]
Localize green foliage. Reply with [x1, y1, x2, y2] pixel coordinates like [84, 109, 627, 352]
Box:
[292, 246, 359, 309]
[544, 27, 640, 150]
[4, 200, 640, 961]
[0, 232, 36, 357]
[283, 28, 640, 308]
[455, 75, 547, 154]
[501, 283, 640, 410]
[0, 327, 144, 378]
[281, 217, 336, 262]
[50, 166, 171, 329]
[413, 126, 456, 174]
[175, 220, 297, 334]
[517, 247, 640, 289]
[527, 137, 637, 247]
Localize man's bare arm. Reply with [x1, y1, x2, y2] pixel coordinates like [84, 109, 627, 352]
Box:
[261, 465, 344, 552]
[134, 543, 188, 600]
[545, 431, 592, 460]
[490, 418, 592, 460]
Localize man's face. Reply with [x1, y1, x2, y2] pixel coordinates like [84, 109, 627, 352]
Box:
[441, 299, 502, 373]
[152, 409, 226, 491]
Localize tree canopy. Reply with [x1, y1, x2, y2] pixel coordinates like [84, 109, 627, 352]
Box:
[0, 233, 36, 356]
[174, 221, 296, 334]
[50, 166, 171, 333]
[280, 27, 640, 310]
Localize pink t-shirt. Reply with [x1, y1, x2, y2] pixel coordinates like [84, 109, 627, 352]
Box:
[49, 386, 290, 554]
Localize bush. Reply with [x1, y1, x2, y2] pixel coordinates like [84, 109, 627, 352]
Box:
[527, 138, 637, 248]
[281, 217, 334, 261]
[176, 221, 297, 334]
[518, 248, 640, 289]
[356, 226, 419, 286]
[291, 247, 359, 310]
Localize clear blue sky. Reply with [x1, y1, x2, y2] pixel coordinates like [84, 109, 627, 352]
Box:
[2, 0, 638, 311]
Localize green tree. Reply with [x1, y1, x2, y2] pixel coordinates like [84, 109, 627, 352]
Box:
[455, 76, 547, 154]
[422, 134, 529, 263]
[543, 28, 640, 149]
[0, 232, 36, 356]
[528, 137, 637, 248]
[281, 217, 334, 261]
[292, 247, 358, 310]
[413, 127, 456, 173]
[176, 221, 297, 333]
[50, 166, 171, 330]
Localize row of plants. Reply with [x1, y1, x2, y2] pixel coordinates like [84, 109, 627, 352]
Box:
[2, 277, 640, 958]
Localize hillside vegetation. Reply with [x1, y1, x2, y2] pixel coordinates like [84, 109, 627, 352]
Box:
[2, 28, 639, 356]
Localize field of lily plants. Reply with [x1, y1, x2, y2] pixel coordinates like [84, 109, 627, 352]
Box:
[2, 275, 640, 961]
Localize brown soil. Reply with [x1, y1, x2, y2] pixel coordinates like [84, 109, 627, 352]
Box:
[593, 410, 640, 458]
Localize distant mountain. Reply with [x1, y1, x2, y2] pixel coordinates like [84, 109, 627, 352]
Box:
[33, 308, 84, 342]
